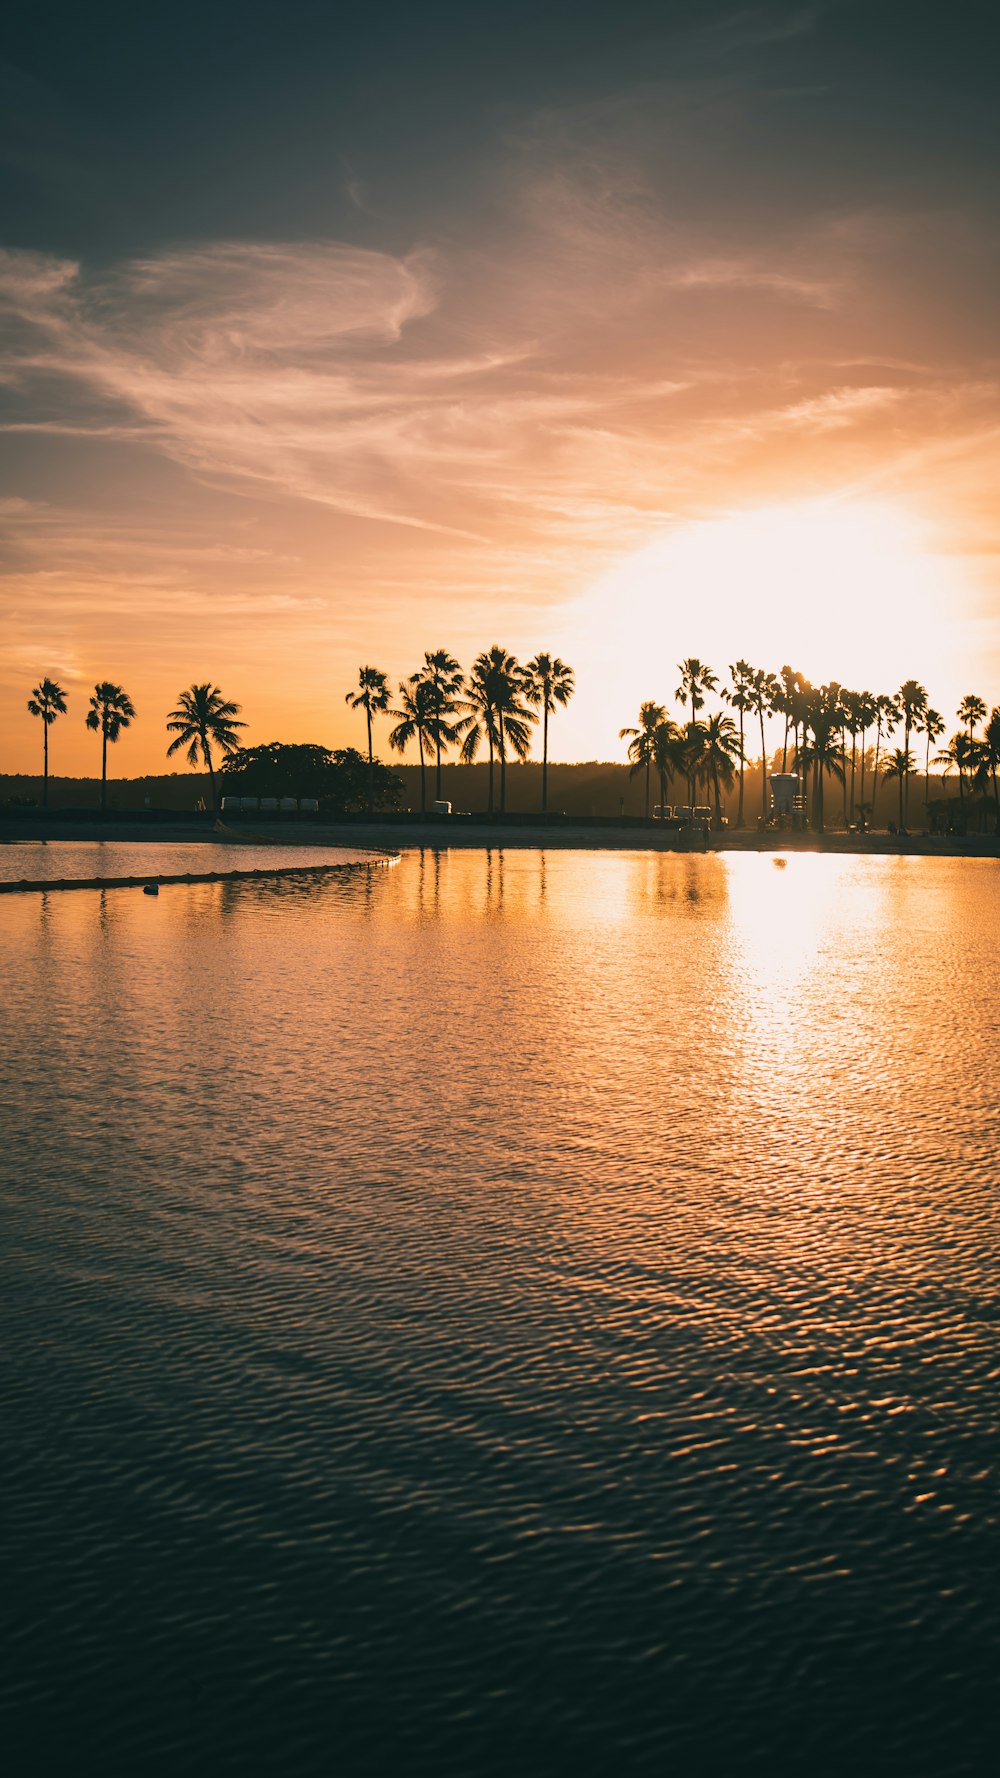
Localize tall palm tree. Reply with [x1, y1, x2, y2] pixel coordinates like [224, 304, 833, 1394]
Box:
[725, 660, 755, 826]
[748, 667, 781, 823]
[461, 647, 534, 815]
[653, 717, 683, 813]
[345, 665, 391, 814]
[702, 712, 741, 827]
[921, 706, 945, 814]
[957, 693, 986, 746]
[523, 654, 575, 813]
[619, 701, 666, 819]
[389, 677, 443, 815]
[165, 683, 246, 811]
[416, 649, 465, 799]
[675, 658, 718, 729]
[883, 747, 913, 832]
[896, 679, 928, 827]
[27, 677, 68, 809]
[801, 683, 844, 834]
[86, 682, 136, 812]
[870, 693, 897, 824]
[982, 708, 1000, 821]
[846, 696, 871, 828]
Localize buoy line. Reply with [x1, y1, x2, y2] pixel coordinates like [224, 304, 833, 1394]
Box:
[0, 855, 400, 895]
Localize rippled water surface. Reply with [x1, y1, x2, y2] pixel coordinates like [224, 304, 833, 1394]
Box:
[2, 850, 997, 1775]
[0, 839, 386, 882]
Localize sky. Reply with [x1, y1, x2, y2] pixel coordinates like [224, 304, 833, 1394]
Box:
[2, 0, 999, 775]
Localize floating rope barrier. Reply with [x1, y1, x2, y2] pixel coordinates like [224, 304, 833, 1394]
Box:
[0, 855, 400, 895]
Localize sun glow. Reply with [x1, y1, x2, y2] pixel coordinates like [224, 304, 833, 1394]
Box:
[564, 498, 967, 756]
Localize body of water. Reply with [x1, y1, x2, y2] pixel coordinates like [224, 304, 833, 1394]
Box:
[2, 850, 997, 1774]
[0, 838, 388, 883]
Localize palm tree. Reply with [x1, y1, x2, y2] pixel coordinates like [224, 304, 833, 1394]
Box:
[675, 658, 718, 729]
[165, 683, 246, 811]
[620, 701, 666, 818]
[957, 693, 986, 746]
[982, 708, 1000, 821]
[870, 693, 897, 824]
[652, 717, 683, 813]
[702, 712, 741, 826]
[725, 660, 755, 826]
[855, 691, 877, 825]
[461, 647, 534, 815]
[389, 677, 442, 815]
[27, 677, 68, 809]
[896, 679, 927, 827]
[921, 706, 945, 814]
[523, 654, 575, 813]
[416, 650, 465, 799]
[345, 666, 391, 814]
[86, 682, 136, 812]
[801, 683, 844, 834]
[883, 747, 913, 832]
[748, 667, 781, 823]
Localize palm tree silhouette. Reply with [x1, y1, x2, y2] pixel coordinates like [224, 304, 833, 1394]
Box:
[86, 683, 136, 812]
[345, 666, 391, 814]
[389, 678, 444, 815]
[748, 668, 780, 823]
[982, 707, 1000, 818]
[653, 716, 683, 814]
[870, 693, 897, 822]
[702, 712, 741, 826]
[416, 650, 465, 799]
[896, 679, 928, 826]
[165, 684, 246, 811]
[802, 684, 844, 833]
[524, 654, 575, 813]
[725, 661, 755, 826]
[883, 747, 913, 832]
[855, 690, 877, 824]
[461, 648, 533, 814]
[675, 658, 718, 729]
[619, 700, 666, 819]
[27, 677, 68, 809]
[921, 706, 945, 814]
[957, 693, 986, 746]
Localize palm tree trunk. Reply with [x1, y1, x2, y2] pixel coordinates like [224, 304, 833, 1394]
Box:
[542, 704, 549, 814]
[859, 730, 867, 820]
[418, 731, 427, 814]
[42, 722, 49, 809]
[499, 731, 507, 814]
[435, 718, 442, 800]
[903, 719, 911, 825]
[737, 710, 745, 826]
[644, 756, 650, 820]
[872, 728, 883, 826]
[366, 704, 374, 816]
[898, 773, 904, 830]
[487, 731, 494, 815]
[205, 738, 217, 813]
[101, 727, 108, 812]
[759, 709, 767, 822]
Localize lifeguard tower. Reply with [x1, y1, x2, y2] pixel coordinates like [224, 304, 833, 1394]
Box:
[768, 773, 806, 828]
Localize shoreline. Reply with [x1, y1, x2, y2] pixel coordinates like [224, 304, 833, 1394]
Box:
[2, 815, 998, 859]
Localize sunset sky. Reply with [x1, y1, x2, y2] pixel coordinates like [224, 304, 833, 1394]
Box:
[2, 0, 999, 775]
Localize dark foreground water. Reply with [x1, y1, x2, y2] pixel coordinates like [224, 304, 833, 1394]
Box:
[2, 850, 997, 1775]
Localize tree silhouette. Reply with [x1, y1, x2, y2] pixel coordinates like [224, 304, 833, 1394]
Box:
[524, 654, 575, 812]
[619, 700, 666, 818]
[725, 661, 755, 826]
[653, 717, 683, 813]
[957, 693, 986, 745]
[461, 647, 534, 814]
[702, 712, 741, 826]
[27, 677, 68, 809]
[896, 679, 928, 826]
[883, 747, 913, 832]
[921, 706, 945, 814]
[389, 677, 446, 815]
[416, 650, 465, 799]
[85, 682, 136, 812]
[345, 666, 391, 814]
[165, 684, 246, 811]
[801, 684, 844, 833]
[748, 668, 781, 822]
